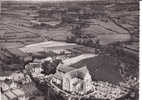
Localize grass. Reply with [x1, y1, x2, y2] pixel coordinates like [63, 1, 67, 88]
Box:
[71, 54, 123, 84]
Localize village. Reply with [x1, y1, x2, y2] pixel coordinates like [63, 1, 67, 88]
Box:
[0, 40, 137, 100]
[0, 0, 139, 100]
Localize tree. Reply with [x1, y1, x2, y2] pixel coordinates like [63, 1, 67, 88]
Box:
[71, 24, 82, 38]
[46, 51, 57, 57]
[66, 36, 76, 43]
[41, 60, 51, 75]
[41, 59, 62, 75]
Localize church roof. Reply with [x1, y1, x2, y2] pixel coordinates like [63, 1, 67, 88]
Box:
[66, 66, 89, 80]
[58, 66, 75, 73]
[57, 54, 96, 73]
[54, 73, 63, 80]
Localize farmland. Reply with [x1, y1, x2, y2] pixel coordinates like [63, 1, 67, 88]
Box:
[0, 1, 138, 46]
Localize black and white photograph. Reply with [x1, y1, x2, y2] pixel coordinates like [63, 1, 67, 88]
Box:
[0, 0, 139, 100]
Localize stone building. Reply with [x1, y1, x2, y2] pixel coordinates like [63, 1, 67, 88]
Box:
[53, 66, 93, 95]
[25, 62, 42, 74]
[65, 67, 92, 94]
[53, 54, 95, 95]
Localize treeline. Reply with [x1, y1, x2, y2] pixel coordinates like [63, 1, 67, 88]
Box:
[66, 36, 100, 48]
[66, 24, 100, 49]
[0, 47, 29, 71]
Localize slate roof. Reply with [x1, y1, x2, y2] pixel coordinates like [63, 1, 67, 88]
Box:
[57, 54, 96, 73]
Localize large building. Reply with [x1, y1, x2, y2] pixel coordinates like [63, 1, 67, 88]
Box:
[52, 54, 95, 95]
[52, 53, 124, 95]
[53, 67, 93, 95]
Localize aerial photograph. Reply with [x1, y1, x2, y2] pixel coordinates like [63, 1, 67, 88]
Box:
[0, 0, 139, 100]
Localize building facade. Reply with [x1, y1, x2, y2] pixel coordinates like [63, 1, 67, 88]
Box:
[53, 66, 93, 95]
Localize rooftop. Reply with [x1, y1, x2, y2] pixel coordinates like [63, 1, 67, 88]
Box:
[57, 54, 96, 73]
[58, 66, 75, 73]
[67, 66, 89, 79]
[5, 90, 17, 99]
[54, 73, 62, 80]
[59, 54, 96, 66]
[11, 89, 25, 96]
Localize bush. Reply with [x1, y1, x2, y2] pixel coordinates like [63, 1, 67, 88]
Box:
[41, 59, 62, 75]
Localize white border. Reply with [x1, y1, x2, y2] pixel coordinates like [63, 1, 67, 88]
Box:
[140, 1, 142, 100]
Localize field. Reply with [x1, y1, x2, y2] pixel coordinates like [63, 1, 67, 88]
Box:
[19, 41, 77, 53]
[0, 1, 139, 46]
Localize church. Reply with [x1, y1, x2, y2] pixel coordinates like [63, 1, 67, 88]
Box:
[52, 54, 95, 95]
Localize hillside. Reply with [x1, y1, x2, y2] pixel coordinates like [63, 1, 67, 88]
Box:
[70, 55, 123, 84]
[1, 1, 138, 46]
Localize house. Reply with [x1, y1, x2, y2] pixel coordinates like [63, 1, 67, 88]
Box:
[11, 72, 25, 82]
[3, 89, 25, 100]
[2, 82, 10, 91]
[1, 93, 9, 100]
[25, 62, 42, 74]
[2, 80, 18, 92]
[4, 90, 17, 100]
[21, 81, 39, 99]
[11, 89, 25, 100]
